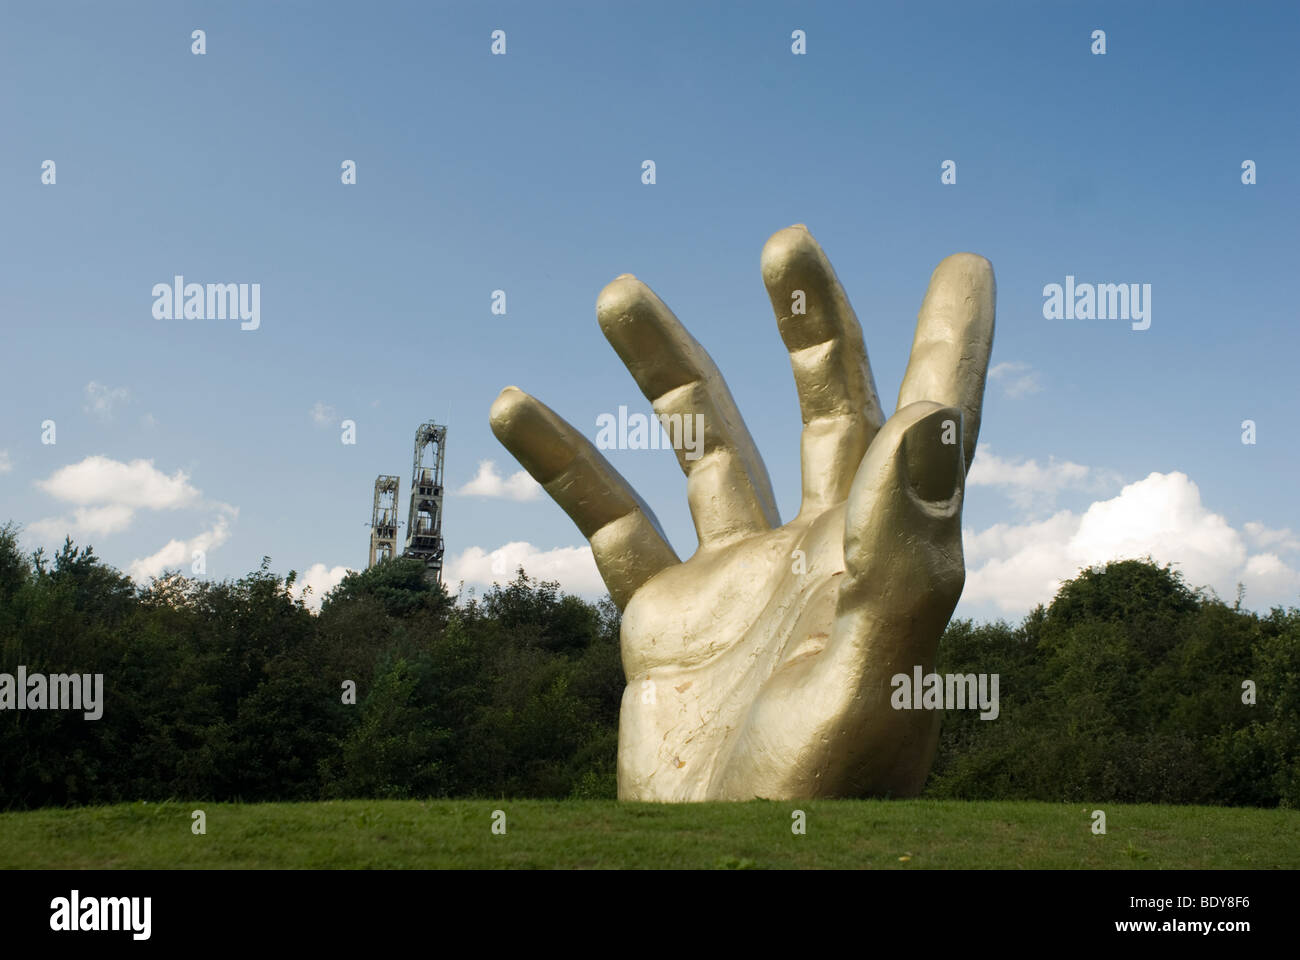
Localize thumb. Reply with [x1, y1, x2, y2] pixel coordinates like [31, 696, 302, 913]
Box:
[837, 400, 966, 646]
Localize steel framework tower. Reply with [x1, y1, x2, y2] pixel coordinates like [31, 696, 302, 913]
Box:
[403, 421, 447, 584]
[368, 475, 401, 567]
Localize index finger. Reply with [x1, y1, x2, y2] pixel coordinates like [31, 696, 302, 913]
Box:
[895, 253, 995, 473]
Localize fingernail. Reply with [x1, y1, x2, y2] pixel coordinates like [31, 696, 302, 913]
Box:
[903, 410, 962, 502]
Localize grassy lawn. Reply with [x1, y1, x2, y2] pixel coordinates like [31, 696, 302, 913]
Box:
[1, 799, 1295, 869]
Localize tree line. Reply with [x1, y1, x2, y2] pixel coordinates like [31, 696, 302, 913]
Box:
[1, 522, 1296, 809]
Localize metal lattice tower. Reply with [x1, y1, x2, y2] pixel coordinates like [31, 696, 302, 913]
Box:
[403, 421, 447, 584]
[368, 475, 401, 567]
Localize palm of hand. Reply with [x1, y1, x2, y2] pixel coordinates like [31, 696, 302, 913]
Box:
[491, 225, 995, 800]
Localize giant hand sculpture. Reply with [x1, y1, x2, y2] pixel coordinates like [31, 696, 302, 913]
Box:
[490, 225, 995, 801]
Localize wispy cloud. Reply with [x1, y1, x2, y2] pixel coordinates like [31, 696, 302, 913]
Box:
[29, 505, 136, 540]
[310, 402, 337, 427]
[83, 381, 130, 421]
[988, 361, 1043, 399]
[128, 507, 237, 581]
[967, 445, 1122, 511]
[1243, 522, 1300, 553]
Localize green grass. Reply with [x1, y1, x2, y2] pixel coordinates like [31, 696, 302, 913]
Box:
[1, 799, 1296, 869]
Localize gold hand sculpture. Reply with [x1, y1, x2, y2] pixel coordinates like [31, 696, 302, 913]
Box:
[490, 225, 995, 801]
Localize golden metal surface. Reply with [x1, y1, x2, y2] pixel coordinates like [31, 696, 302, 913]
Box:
[490, 225, 995, 800]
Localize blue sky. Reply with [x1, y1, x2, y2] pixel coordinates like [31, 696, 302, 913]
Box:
[2, 1, 1297, 620]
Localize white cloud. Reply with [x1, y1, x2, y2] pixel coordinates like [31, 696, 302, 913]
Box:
[1243, 522, 1300, 553]
[29, 504, 136, 540]
[444, 541, 605, 596]
[292, 562, 353, 613]
[128, 510, 235, 582]
[967, 445, 1121, 511]
[30, 456, 213, 543]
[1241, 553, 1300, 600]
[988, 361, 1042, 399]
[311, 402, 337, 427]
[28, 455, 239, 576]
[457, 460, 542, 501]
[0, 450, 11, 474]
[38, 456, 201, 509]
[962, 471, 1300, 614]
[83, 381, 130, 421]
